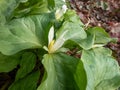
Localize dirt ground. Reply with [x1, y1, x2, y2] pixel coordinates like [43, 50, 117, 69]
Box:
[69, 0, 120, 65]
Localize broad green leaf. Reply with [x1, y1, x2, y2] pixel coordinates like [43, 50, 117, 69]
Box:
[81, 47, 120, 90]
[0, 0, 27, 23]
[64, 10, 84, 26]
[0, 0, 17, 20]
[56, 21, 86, 41]
[74, 59, 87, 90]
[0, 53, 20, 72]
[13, 0, 49, 18]
[13, 0, 64, 18]
[9, 71, 40, 90]
[63, 40, 80, 50]
[0, 13, 54, 55]
[88, 27, 112, 44]
[0, 13, 6, 25]
[37, 53, 87, 90]
[54, 0, 65, 9]
[29, 13, 54, 46]
[95, 75, 120, 90]
[77, 31, 95, 50]
[56, 10, 86, 41]
[47, 0, 64, 10]
[77, 27, 114, 49]
[47, 0, 55, 9]
[52, 10, 86, 52]
[15, 52, 36, 81]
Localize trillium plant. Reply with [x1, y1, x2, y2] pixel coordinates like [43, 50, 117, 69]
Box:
[0, 0, 120, 90]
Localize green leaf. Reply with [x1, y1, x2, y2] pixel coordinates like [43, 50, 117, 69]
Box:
[9, 71, 40, 90]
[56, 10, 86, 41]
[64, 10, 84, 26]
[15, 52, 36, 81]
[0, 0, 17, 21]
[37, 53, 87, 90]
[0, 53, 20, 72]
[77, 27, 114, 49]
[81, 47, 120, 90]
[0, 0, 27, 23]
[0, 13, 54, 55]
[0, 13, 6, 25]
[77, 31, 95, 50]
[88, 27, 112, 44]
[47, 0, 55, 9]
[74, 59, 87, 90]
[47, 0, 64, 10]
[96, 75, 120, 90]
[54, 0, 65, 9]
[13, 0, 49, 18]
[54, 10, 86, 51]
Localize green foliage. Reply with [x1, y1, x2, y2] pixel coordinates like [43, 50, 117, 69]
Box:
[0, 0, 120, 90]
[15, 52, 36, 81]
[9, 71, 40, 90]
[0, 13, 54, 55]
[81, 47, 120, 90]
[37, 53, 86, 90]
[0, 53, 20, 72]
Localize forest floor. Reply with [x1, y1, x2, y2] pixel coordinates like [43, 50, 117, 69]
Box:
[69, 0, 120, 65]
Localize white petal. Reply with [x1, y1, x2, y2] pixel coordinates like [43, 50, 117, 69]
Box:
[55, 9, 63, 20]
[48, 26, 54, 45]
[62, 5, 68, 13]
[62, 0, 65, 2]
[52, 30, 68, 51]
[92, 44, 105, 48]
[52, 38, 65, 51]
[55, 5, 68, 20]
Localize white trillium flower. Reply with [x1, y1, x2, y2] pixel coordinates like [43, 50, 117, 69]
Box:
[55, 4, 68, 20]
[43, 26, 54, 52]
[44, 3, 68, 53]
[45, 26, 67, 53]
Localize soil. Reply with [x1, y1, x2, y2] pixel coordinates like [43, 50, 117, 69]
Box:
[69, 0, 120, 65]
